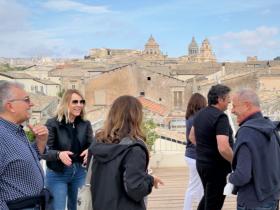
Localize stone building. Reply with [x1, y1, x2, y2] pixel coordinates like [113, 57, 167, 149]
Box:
[0, 71, 60, 97]
[199, 38, 216, 62]
[144, 35, 160, 55]
[181, 37, 216, 63]
[87, 48, 141, 60]
[84, 63, 192, 124]
[140, 35, 167, 65]
[29, 93, 59, 124]
[188, 37, 199, 56]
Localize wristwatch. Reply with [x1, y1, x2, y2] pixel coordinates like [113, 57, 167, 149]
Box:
[56, 151, 61, 160]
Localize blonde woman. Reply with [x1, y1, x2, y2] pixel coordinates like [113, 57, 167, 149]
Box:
[44, 89, 93, 210]
[89, 95, 163, 210]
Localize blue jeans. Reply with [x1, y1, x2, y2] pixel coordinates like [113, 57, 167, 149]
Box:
[237, 201, 278, 210]
[46, 163, 86, 210]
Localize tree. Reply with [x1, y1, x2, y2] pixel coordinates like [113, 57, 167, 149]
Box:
[273, 56, 280, 61]
[142, 118, 159, 151]
[25, 130, 35, 142]
[57, 89, 65, 98]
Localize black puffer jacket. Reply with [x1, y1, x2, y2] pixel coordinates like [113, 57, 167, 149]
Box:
[89, 138, 154, 210]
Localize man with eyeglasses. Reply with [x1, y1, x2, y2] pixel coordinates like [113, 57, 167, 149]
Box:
[0, 80, 50, 210]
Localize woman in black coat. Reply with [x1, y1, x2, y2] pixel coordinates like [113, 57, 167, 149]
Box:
[44, 89, 93, 210]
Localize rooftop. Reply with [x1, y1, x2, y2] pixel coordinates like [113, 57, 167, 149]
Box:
[0, 71, 34, 79]
[148, 167, 236, 209]
[138, 96, 168, 116]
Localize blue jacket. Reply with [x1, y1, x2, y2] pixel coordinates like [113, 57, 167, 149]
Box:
[230, 112, 280, 205]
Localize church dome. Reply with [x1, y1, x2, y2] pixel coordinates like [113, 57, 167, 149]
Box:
[145, 35, 159, 47]
[188, 37, 199, 55]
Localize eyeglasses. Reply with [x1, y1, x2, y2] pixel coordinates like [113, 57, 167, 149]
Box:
[8, 96, 31, 104]
[71, 99, 86, 105]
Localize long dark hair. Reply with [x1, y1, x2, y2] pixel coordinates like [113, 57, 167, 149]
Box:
[95, 95, 146, 144]
[185, 93, 207, 119]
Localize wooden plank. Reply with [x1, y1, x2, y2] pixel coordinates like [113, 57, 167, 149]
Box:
[147, 167, 237, 210]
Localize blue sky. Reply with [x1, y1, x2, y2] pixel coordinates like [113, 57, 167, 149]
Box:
[1, 0, 280, 61]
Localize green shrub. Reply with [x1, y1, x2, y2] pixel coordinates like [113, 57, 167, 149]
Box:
[142, 119, 158, 151]
[25, 130, 35, 142]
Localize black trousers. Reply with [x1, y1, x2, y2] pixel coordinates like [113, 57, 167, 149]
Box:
[196, 163, 228, 210]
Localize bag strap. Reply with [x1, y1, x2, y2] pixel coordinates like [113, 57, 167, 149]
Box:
[85, 157, 94, 185]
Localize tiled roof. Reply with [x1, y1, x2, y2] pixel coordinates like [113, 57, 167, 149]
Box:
[33, 78, 59, 85]
[49, 67, 89, 77]
[0, 71, 34, 79]
[29, 93, 58, 112]
[137, 96, 168, 116]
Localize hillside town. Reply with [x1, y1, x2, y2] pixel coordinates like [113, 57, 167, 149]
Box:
[1, 35, 280, 209]
[1, 35, 280, 127]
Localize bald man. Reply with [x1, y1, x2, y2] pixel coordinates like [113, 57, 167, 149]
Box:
[229, 88, 280, 210]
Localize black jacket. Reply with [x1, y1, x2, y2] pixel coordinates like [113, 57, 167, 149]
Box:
[43, 116, 93, 172]
[89, 138, 154, 210]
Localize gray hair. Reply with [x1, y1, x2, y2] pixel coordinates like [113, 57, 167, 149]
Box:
[0, 80, 24, 112]
[235, 88, 260, 107]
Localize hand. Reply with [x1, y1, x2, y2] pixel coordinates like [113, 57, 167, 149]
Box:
[28, 124, 48, 143]
[80, 149, 88, 166]
[59, 151, 73, 166]
[152, 175, 164, 189]
[28, 124, 48, 154]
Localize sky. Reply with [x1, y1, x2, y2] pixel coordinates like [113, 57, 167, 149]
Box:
[1, 0, 280, 62]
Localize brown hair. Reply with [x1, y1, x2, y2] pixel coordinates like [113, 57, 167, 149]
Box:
[185, 93, 207, 119]
[56, 89, 86, 123]
[95, 95, 146, 144]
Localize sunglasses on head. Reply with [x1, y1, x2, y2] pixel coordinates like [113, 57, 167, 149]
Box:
[8, 96, 31, 104]
[71, 99, 86, 105]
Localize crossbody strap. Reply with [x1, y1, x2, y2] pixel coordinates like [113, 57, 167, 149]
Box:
[85, 157, 93, 185]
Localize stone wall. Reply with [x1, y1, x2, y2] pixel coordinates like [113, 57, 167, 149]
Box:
[85, 64, 192, 112]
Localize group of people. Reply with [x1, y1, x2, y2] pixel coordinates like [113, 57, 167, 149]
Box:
[1, 79, 280, 210]
[0, 80, 163, 210]
[183, 84, 280, 210]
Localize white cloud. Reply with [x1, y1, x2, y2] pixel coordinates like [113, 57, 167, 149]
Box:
[211, 26, 280, 61]
[42, 0, 110, 14]
[0, 1, 89, 58]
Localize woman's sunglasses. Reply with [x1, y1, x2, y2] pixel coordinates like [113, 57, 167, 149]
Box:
[71, 99, 86, 105]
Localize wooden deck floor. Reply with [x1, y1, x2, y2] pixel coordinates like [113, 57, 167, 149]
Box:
[147, 167, 237, 210]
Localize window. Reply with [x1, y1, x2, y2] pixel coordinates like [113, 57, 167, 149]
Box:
[147, 77, 151, 81]
[140, 91, 145, 96]
[72, 84, 76, 89]
[173, 91, 183, 108]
